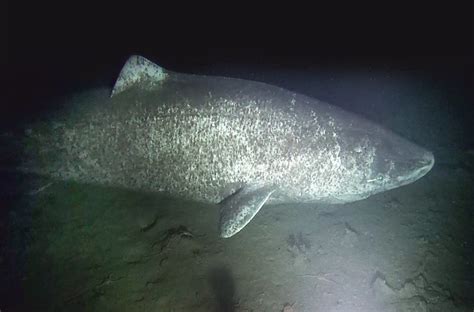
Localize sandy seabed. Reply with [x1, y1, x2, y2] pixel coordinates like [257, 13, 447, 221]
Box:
[9, 158, 472, 312]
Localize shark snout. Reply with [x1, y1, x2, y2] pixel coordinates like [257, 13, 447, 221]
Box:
[419, 151, 435, 174]
[399, 150, 435, 184]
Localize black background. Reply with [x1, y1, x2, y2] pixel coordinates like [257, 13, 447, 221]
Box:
[5, 2, 472, 126]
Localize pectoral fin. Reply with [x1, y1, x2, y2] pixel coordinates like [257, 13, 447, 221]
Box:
[219, 184, 275, 238]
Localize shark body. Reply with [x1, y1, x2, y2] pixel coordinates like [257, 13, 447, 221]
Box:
[22, 55, 435, 237]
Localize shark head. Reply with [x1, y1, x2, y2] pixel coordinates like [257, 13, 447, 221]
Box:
[335, 124, 435, 201]
[366, 129, 434, 191]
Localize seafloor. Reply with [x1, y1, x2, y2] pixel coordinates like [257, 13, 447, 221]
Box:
[1, 65, 473, 311]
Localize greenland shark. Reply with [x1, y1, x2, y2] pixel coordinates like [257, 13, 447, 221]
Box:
[21, 55, 434, 238]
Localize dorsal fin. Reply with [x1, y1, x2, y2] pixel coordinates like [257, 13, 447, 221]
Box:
[111, 55, 168, 97]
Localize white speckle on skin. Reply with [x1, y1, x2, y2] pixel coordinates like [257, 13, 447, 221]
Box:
[24, 69, 429, 207]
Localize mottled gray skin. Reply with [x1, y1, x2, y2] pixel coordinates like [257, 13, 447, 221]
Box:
[22, 64, 434, 212]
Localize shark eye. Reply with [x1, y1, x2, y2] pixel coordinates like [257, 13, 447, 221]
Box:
[367, 174, 384, 183]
